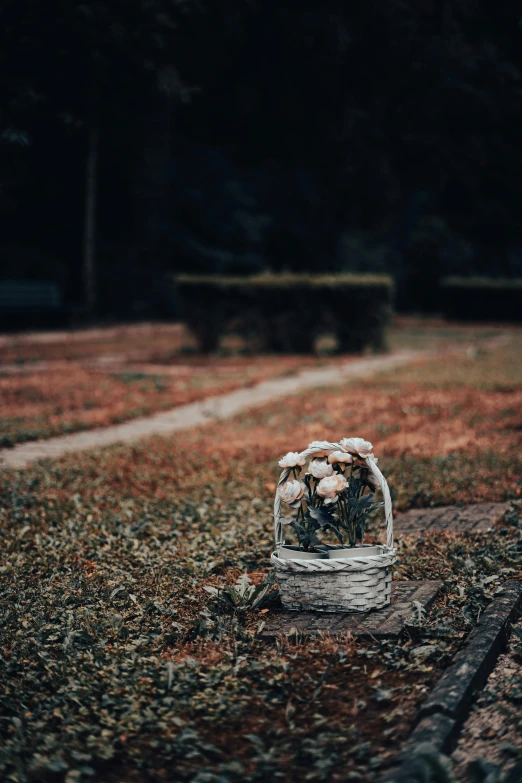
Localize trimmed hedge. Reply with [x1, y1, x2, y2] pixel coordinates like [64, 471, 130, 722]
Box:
[172, 273, 393, 353]
[441, 277, 522, 322]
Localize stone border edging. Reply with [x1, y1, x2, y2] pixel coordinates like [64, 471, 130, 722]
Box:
[381, 579, 522, 782]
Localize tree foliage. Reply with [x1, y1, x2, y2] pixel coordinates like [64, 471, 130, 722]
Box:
[3, 1, 522, 311]
[0, 0, 193, 131]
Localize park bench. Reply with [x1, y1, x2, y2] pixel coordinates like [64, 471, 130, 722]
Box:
[0, 279, 68, 329]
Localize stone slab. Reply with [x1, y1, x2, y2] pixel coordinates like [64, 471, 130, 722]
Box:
[261, 580, 442, 640]
[394, 503, 509, 535]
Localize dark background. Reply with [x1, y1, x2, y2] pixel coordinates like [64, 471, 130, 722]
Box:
[2, 0, 522, 319]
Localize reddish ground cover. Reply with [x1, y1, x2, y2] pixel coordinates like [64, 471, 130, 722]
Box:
[0, 322, 187, 363]
[0, 354, 335, 446]
[187, 383, 521, 461]
[1, 318, 516, 447]
[75, 336, 518, 511]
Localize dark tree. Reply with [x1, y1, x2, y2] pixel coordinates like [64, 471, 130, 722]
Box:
[3, 0, 522, 319]
[0, 0, 196, 314]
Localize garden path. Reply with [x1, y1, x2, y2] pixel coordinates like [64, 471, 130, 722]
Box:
[0, 348, 425, 469]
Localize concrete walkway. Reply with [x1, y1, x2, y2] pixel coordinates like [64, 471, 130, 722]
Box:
[0, 349, 425, 469]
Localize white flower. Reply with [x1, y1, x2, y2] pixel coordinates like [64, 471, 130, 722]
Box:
[278, 451, 306, 469]
[316, 474, 348, 504]
[328, 450, 353, 465]
[340, 437, 374, 457]
[307, 459, 334, 479]
[279, 480, 306, 508]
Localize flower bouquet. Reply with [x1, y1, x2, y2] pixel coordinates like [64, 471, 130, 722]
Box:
[271, 438, 396, 613]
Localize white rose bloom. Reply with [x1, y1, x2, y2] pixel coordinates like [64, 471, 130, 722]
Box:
[340, 437, 374, 457]
[316, 474, 348, 504]
[328, 450, 353, 465]
[278, 451, 306, 469]
[307, 459, 334, 479]
[279, 480, 306, 508]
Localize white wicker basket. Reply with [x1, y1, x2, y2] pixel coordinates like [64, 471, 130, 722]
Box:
[271, 440, 396, 613]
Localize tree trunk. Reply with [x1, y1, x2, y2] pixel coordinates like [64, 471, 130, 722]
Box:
[130, 94, 173, 298]
[83, 110, 99, 317]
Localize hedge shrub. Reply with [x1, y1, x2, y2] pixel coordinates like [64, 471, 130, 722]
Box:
[440, 277, 522, 322]
[172, 273, 393, 353]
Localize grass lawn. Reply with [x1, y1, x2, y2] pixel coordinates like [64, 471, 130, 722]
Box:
[1, 326, 521, 782]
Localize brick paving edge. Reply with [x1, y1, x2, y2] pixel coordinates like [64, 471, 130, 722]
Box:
[381, 579, 522, 783]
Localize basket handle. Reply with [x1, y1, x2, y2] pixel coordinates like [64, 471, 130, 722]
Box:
[274, 443, 393, 550]
[364, 455, 394, 549]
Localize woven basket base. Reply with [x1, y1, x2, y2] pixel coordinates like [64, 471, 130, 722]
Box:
[276, 567, 392, 614]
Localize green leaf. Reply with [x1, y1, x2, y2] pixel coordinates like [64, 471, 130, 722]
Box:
[357, 494, 375, 509]
[308, 506, 335, 527]
[235, 573, 250, 597]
